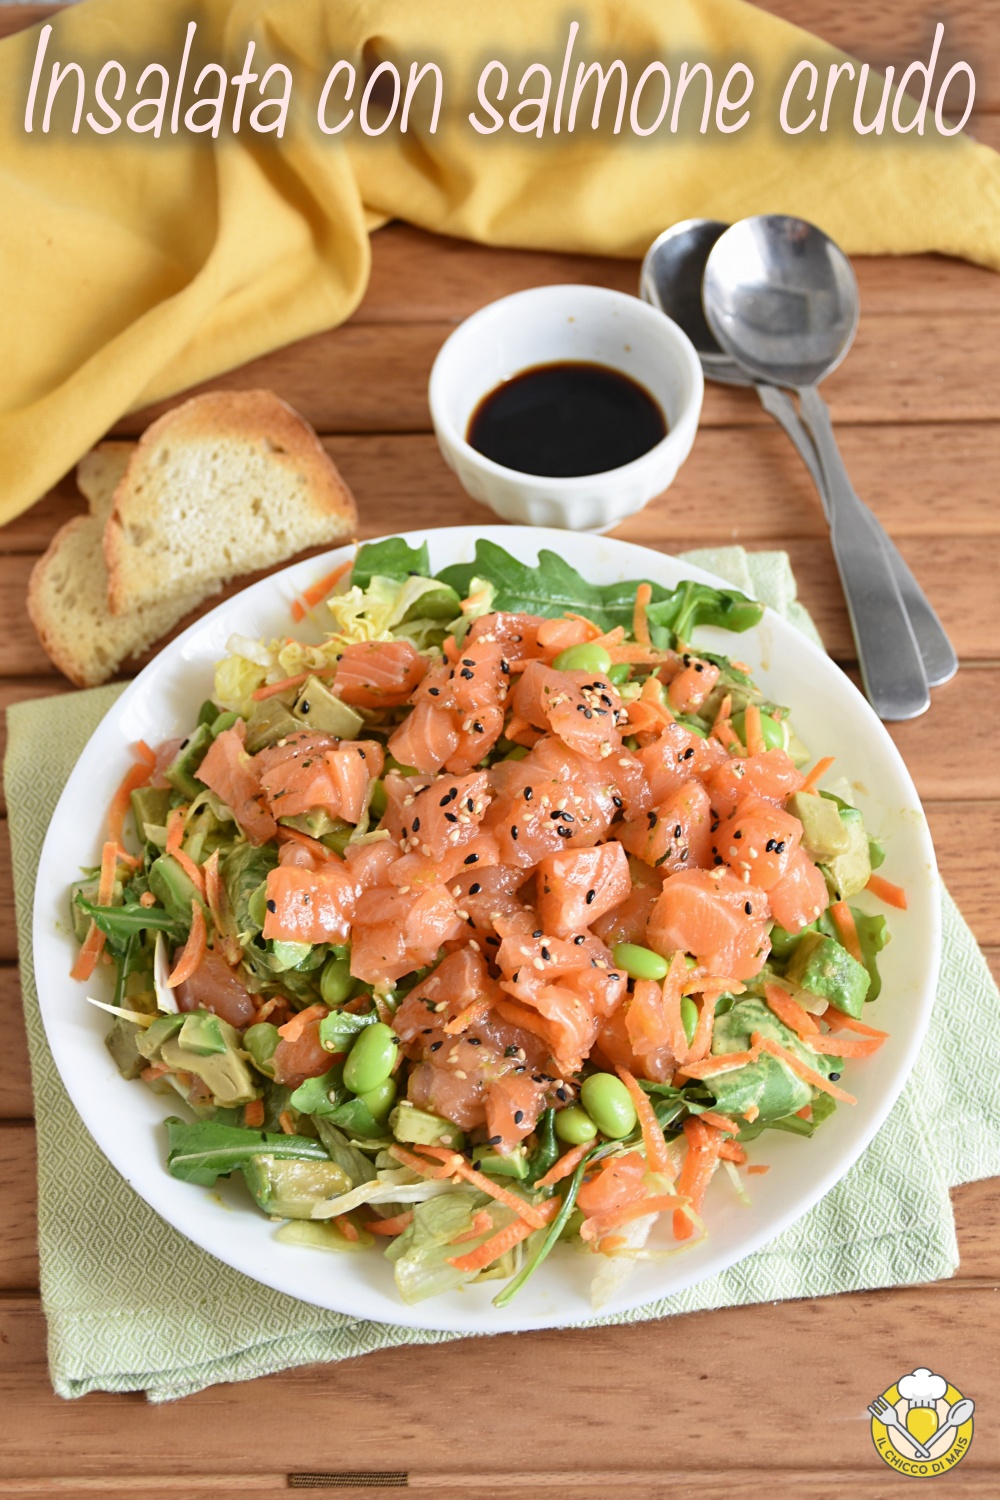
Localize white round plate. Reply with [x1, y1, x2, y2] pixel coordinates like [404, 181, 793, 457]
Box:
[33, 526, 940, 1331]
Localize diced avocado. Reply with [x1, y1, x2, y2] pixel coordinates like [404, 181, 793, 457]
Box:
[269, 940, 315, 972]
[158, 1014, 260, 1108]
[137, 1012, 186, 1061]
[786, 931, 870, 1018]
[788, 791, 851, 861]
[244, 696, 302, 754]
[279, 808, 341, 840]
[293, 677, 364, 739]
[130, 786, 172, 844]
[178, 1011, 228, 1056]
[70, 879, 99, 942]
[768, 920, 818, 960]
[242, 1154, 352, 1218]
[388, 1103, 464, 1149]
[471, 1145, 529, 1180]
[148, 854, 204, 924]
[821, 810, 871, 901]
[105, 1017, 148, 1079]
[163, 721, 214, 799]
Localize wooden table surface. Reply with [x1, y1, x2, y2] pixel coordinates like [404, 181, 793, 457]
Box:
[2, 3, 1000, 1495]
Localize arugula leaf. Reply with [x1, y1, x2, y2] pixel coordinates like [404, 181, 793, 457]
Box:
[352, 538, 430, 589]
[435, 539, 762, 643]
[164, 1117, 328, 1186]
[706, 996, 840, 1121]
[75, 895, 182, 951]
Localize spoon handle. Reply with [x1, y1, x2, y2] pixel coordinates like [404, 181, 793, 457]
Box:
[756, 385, 957, 688]
[797, 386, 930, 721]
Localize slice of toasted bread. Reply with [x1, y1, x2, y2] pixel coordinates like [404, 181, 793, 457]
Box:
[76, 441, 134, 523]
[27, 515, 204, 688]
[103, 390, 357, 615]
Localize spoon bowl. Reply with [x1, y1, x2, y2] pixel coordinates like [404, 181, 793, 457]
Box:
[702, 215, 860, 387]
[640, 219, 745, 376]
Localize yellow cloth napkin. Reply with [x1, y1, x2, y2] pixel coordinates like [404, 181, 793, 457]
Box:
[2, 0, 999, 523]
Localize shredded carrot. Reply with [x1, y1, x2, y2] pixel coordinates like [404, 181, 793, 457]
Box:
[822, 1005, 888, 1038]
[830, 900, 863, 963]
[764, 983, 820, 1038]
[139, 890, 157, 908]
[747, 1164, 770, 1176]
[698, 1111, 740, 1135]
[443, 996, 491, 1035]
[616, 1067, 674, 1179]
[677, 1048, 757, 1080]
[387, 1144, 461, 1180]
[447, 1197, 560, 1273]
[796, 1105, 813, 1121]
[135, 740, 157, 767]
[460, 587, 493, 616]
[165, 807, 207, 900]
[107, 758, 154, 851]
[661, 951, 690, 1064]
[865, 874, 908, 910]
[278, 1110, 296, 1135]
[289, 558, 353, 621]
[244, 1099, 265, 1128]
[167, 901, 207, 987]
[442, 635, 461, 663]
[251, 672, 312, 702]
[70, 840, 119, 981]
[751, 1031, 857, 1104]
[743, 702, 766, 756]
[581, 1193, 681, 1243]
[683, 995, 717, 1064]
[807, 1032, 886, 1059]
[416, 1146, 549, 1227]
[605, 642, 674, 666]
[277, 1002, 328, 1042]
[743, 1104, 760, 1123]
[140, 1062, 171, 1083]
[673, 1117, 723, 1240]
[364, 1211, 414, 1237]
[335, 1215, 360, 1242]
[710, 693, 742, 753]
[275, 825, 338, 863]
[203, 849, 242, 966]
[563, 613, 604, 641]
[451, 1210, 496, 1245]
[801, 755, 835, 793]
[633, 582, 652, 647]
[718, 1140, 747, 1164]
[536, 1141, 592, 1188]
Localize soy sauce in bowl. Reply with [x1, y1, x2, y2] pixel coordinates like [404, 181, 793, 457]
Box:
[467, 361, 667, 478]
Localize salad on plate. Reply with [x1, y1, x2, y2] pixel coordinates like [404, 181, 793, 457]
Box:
[69, 538, 907, 1308]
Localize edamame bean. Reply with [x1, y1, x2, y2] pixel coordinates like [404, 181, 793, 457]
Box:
[677, 715, 709, 739]
[733, 708, 786, 752]
[579, 1073, 637, 1139]
[554, 1105, 598, 1145]
[243, 1022, 280, 1078]
[343, 1021, 398, 1095]
[607, 662, 631, 687]
[612, 942, 669, 982]
[211, 710, 240, 737]
[553, 642, 613, 675]
[679, 996, 699, 1048]
[358, 1076, 397, 1123]
[320, 955, 353, 1006]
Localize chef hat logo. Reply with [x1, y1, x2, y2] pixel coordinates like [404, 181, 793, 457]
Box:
[898, 1367, 948, 1403]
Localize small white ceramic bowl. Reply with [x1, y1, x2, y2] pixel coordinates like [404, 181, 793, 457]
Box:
[428, 285, 704, 532]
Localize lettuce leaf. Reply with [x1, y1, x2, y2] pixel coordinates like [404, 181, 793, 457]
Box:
[352, 538, 430, 589]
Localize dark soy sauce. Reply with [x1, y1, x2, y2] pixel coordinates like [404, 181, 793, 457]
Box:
[467, 361, 667, 478]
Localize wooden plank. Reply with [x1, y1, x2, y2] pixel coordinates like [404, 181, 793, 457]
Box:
[0, 823, 15, 962]
[114, 313, 1000, 438]
[928, 802, 1000, 945]
[8, 423, 1000, 560]
[0, 968, 31, 1119]
[1, 1287, 998, 1474]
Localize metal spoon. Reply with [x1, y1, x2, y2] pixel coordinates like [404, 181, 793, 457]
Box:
[930, 1397, 975, 1449]
[702, 215, 939, 720]
[641, 221, 957, 691]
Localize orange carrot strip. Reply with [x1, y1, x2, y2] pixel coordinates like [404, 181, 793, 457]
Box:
[673, 1117, 723, 1240]
[277, 1003, 328, 1042]
[416, 1146, 548, 1228]
[252, 672, 312, 702]
[167, 901, 207, 987]
[743, 1104, 760, 1123]
[807, 1033, 886, 1059]
[335, 1215, 360, 1242]
[139, 891, 157, 908]
[275, 825, 338, 863]
[865, 873, 908, 910]
[447, 1197, 559, 1273]
[107, 759, 154, 850]
[796, 1105, 813, 1121]
[135, 739, 157, 766]
[764, 983, 820, 1038]
[387, 1144, 460, 1180]
[563, 613, 604, 641]
[830, 900, 863, 963]
[683, 995, 717, 1065]
[822, 1005, 888, 1038]
[698, 1110, 740, 1135]
[633, 583, 652, 647]
[290, 559, 353, 622]
[278, 1111, 297, 1135]
[605, 643, 675, 666]
[536, 1141, 592, 1188]
[581, 1193, 682, 1243]
[442, 635, 461, 663]
[752, 1031, 857, 1104]
[661, 951, 690, 1063]
[364, 1211, 414, 1237]
[747, 1164, 770, 1176]
[140, 1062, 171, 1083]
[203, 849, 242, 966]
[451, 1210, 496, 1245]
[801, 755, 835, 793]
[743, 702, 766, 756]
[677, 1048, 757, 1079]
[244, 1099, 265, 1128]
[443, 996, 491, 1035]
[70, 841, 120, 981]
[718, 1140, 747, 1163]
[710, 693, 742, 753]
[165, 807, 207, 900]
[616, 1067, 674, 1179]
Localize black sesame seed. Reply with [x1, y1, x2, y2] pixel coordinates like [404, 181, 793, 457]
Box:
[464, 853, 479, 864]
[734, 830, 742, 840]
[469, 882, 481, 894]
[511, 826, 519, 841]
[557, 826, 572, 837]
[514, 1111, 524, 1124]
[440, 792, 453, 806]
[501, 660, 510, 673]
[745, 902, 752, 915]
[412, 817, 421, 832]
[444, 812, 458, 823]
[469, 1037, 483, 1046]
[429, 687, 441, 697]
[574, 935, 586, 945]
[612, 795, 623, 809]
[556, 1088, 568, 1101]
[524, 787, 533, 801]
[775, 841, 786, 853]
[586, 889, 596, 904]
[430, 1041, 443, 1052]
[358, 749, 366, 760]
[488, 1134, 502, 1145]
[683, 747, 695, 759]
[462, 658, 475, 667]
[473, 1161, 483, 1171]
[266, 899, 276, 913]
[532, 929, 543, 939]
[460, 668, 474, 680]
[647, 810, 657, 827]
[711, 820, 720, 833]
[541, 947, 551, 961]
[829, 1073, 841, 1082]
[713, 855, 724, 866]
[674, 824, 683, 838]
[765, 839, 776, 852]
[300, 701, 311, 714]
[505, 1045, 519, 1057]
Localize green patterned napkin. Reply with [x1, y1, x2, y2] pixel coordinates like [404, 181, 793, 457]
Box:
[8, 549, 1000, 1401]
